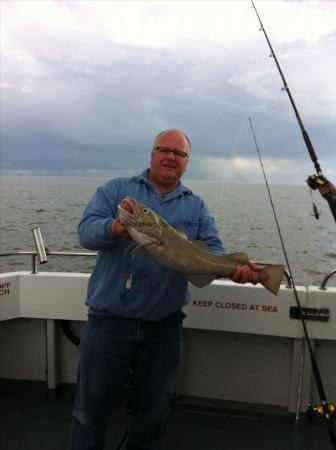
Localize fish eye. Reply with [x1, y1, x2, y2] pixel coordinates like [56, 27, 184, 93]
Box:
[143, 208, 149, 214]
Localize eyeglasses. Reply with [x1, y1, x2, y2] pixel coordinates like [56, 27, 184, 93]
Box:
[153, 146, 189, 159]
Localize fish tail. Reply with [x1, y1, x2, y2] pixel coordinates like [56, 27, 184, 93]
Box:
[259, 265, 285, 295]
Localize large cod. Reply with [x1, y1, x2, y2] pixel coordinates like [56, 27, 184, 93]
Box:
[118, 197, 284, 295]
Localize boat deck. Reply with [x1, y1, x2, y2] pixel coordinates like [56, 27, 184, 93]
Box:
[0, 380, 334, 450]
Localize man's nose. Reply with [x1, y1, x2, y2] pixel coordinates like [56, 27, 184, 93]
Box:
[165, 150, 177, 159]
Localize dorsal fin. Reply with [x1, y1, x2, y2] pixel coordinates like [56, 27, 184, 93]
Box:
[225, 252, 250, 264]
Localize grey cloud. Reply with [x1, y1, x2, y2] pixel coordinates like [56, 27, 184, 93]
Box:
[1, 17, 335, 179]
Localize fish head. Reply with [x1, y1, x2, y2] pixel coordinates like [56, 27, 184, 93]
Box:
[118, 197, 163, 245]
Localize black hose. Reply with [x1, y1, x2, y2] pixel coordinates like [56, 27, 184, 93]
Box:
[60, 320, 80, 347]
[116, 429, 128, 450]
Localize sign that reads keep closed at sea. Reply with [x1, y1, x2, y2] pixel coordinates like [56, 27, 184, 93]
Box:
[192, 300, 278, 313]
[183, 281, 304, 338]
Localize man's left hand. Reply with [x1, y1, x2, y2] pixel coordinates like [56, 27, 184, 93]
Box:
[231, 261, 263, 285]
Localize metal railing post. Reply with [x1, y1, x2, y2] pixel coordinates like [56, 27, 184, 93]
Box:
[32, 254, 38, 274]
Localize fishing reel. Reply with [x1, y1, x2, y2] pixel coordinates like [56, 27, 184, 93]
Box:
[306, 174, 328, 190]
[307, 402, 336, 420]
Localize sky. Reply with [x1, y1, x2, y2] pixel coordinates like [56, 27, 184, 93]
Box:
[1, 0, 336, 183]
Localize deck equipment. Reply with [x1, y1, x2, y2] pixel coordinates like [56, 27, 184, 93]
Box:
[251, 0, 336, 224]
[251, 4, 336, 447]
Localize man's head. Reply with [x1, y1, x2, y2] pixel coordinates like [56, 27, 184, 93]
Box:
[148, 129, 191, 193]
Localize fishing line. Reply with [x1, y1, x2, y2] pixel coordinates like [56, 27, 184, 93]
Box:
[249, 117, 336, 449]
[289, 141, 321, 221]
[116, 429, 128, 450]
[251, 0, 336, 224]
[219, 119, 249, 201]
[308, 188, 321, 220]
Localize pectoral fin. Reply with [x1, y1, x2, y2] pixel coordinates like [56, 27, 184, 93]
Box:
[126, 244, 145, 255]
[173, 227, 188, 240]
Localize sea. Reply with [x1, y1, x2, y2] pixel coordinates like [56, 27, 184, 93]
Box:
[1, 175, 336, 287]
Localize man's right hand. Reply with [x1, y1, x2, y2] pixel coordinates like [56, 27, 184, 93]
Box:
[319, 180, 336, 202]
[111, 218, 131, 240]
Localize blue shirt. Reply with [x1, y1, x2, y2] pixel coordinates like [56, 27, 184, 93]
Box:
[78, 170, 225, 320]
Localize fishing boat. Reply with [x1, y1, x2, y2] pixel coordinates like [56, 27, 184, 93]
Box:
[1, 227, 335, 450]
[2, 1, 336, 448]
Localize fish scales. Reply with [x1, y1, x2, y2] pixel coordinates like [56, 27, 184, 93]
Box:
[150, 224, 239, 275]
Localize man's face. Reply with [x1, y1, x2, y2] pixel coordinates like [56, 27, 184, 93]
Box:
[149, 131, 190, 189]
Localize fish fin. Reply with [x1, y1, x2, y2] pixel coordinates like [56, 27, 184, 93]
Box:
[173, 227, 188, 240]
[258, 264, 285, 295]
[126, 244, 145, 255]
[186, 274, 217, 287]
[190, 240, 211, 251]
[225, 252, 250, 264]
[127, 241, 160, 255]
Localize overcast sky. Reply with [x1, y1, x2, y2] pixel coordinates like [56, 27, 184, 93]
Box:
[1, 0, 336, 183]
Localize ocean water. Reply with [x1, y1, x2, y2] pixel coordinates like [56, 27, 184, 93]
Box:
[1, 175, 336, 287]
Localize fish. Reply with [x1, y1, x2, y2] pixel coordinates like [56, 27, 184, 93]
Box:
[117, 197, 285, 295]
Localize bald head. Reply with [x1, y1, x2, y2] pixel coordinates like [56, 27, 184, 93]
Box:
[148, 129, 191, 194]
[152, 129, 191, 152]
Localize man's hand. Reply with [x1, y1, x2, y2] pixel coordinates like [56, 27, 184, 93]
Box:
[319, 180, 336, 202]
[231, 261, 264, 285]
[111, 218, 131, 240]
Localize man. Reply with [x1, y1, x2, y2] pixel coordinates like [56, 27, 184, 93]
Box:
[68, 129, 260, 450]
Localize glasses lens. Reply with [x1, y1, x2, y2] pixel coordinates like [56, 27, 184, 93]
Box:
[155, 147, 188, 158]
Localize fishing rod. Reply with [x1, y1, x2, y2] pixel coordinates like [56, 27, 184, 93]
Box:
[249, 117, 336, 449]
[251, 0, 336, 224]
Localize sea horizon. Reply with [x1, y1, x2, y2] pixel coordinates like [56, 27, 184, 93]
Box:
[1, 175, 335, 287]
[1, 171, 306, 186]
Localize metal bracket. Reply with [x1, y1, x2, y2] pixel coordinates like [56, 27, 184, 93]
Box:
[290, 306, 330, 322]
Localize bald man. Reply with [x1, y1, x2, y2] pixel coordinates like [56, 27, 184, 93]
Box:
[68, 129, 259, 450]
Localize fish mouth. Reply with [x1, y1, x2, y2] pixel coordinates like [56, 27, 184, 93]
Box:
[118, 197, 140, 220]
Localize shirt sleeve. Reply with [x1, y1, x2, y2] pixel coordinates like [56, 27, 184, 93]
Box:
[78, 182, 121, 250]
[197, 200, 225, 255]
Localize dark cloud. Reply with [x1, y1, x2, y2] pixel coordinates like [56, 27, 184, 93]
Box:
[1, 1, 335, 182]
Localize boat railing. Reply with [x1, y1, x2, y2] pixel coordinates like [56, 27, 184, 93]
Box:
[0, 248, 295, 288]
[320, 268, 336, 290]
[1, 227, 335, 289]
[0, 250, 97, 275]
